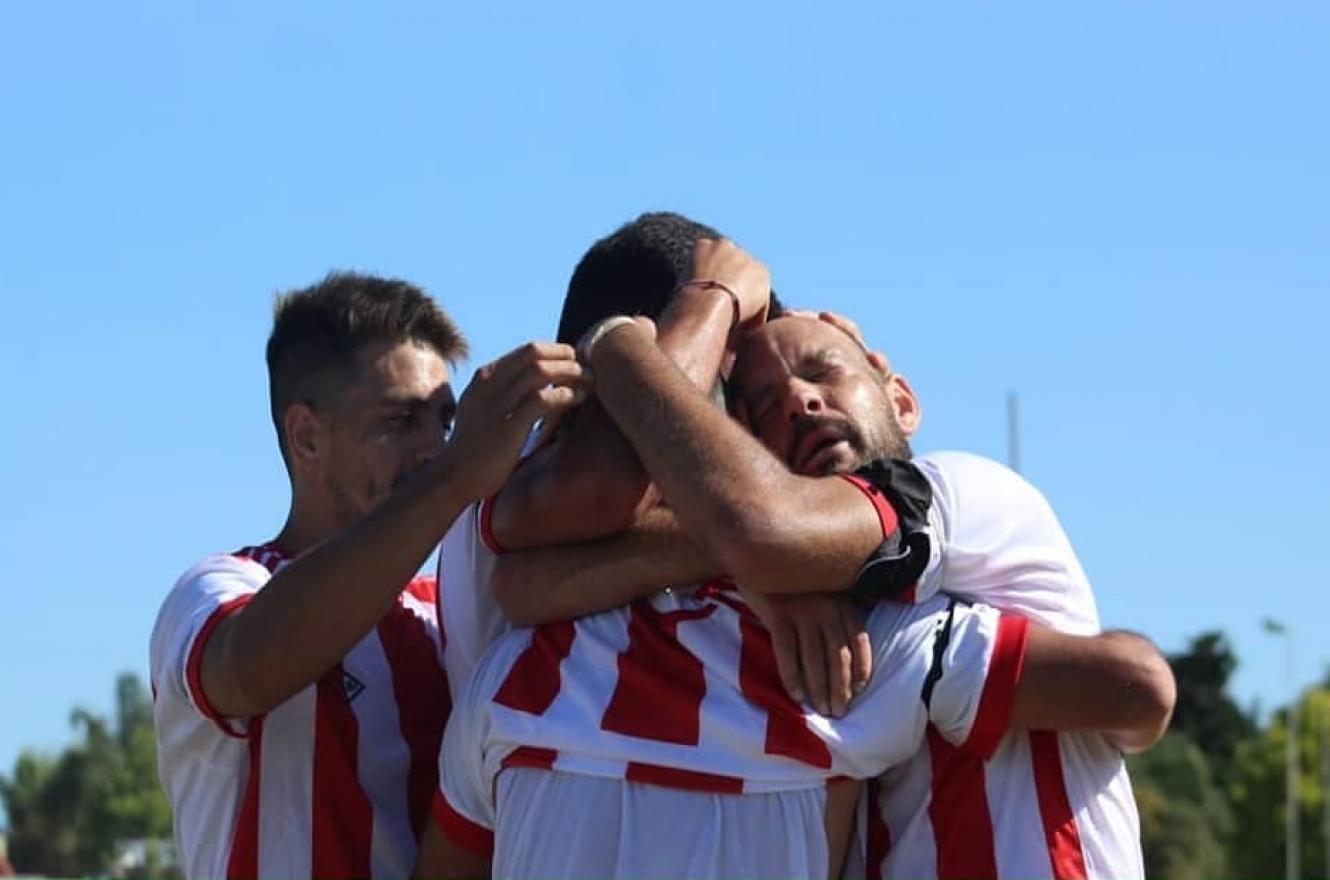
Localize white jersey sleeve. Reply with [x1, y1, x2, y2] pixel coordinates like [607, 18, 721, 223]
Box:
[149, 554, 268, 737]
[833, 597, 1030, 778]
[433, 665, 498, 860]
[913, 451, 1101, 634]
[437, 496, 507, 702]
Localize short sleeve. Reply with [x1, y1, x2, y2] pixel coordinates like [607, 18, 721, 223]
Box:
[437, 499, 508, 703]
[148, 555, 266, 738]
[433, 672, 496, 858]
[913, 451, 1100, 634]
[833, 597, 1029, 777]
[924, 602, 1029, 759]
[842, 458, 937, 604]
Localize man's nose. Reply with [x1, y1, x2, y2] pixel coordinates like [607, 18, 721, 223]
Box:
[782, 380, 824, 423]
[414, 425, 447, 464]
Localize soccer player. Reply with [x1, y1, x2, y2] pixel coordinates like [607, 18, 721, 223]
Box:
[417, 229, 1171, 878]
[578, 303, 1167, 878]
[149, 272, 587, 879]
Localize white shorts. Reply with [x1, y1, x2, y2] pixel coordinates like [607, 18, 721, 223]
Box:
[493, 768, 829, 879]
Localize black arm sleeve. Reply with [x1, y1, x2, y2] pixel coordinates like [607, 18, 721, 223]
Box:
[847, 458, 934, 605]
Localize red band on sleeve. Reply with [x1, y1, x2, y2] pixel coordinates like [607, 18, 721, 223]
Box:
[962, 614, 1030, 760]
[431, 789, 495, 859]
[838, 474, 900, 538]
[478, 493, 507, 555]
[184, 594, 255, 738]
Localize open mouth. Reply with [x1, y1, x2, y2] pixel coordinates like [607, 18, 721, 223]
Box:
[794, 425, 852, 474]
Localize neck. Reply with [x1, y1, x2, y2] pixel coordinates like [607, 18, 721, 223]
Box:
[273, 490, 343, 558]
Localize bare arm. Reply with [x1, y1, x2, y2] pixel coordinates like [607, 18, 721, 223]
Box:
[201, 343, 587, 719]
[492, 507, 722, 625]
[589, 321, 883, 594]
[1014, 626, 1176, 753]
[488, 241, 767, 550]
[487, 287, 737, 550]
[824, 780, 862, 879]
[414, 822, 490, 880]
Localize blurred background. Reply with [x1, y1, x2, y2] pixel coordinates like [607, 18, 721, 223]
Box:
[1, 2, 1326, 877]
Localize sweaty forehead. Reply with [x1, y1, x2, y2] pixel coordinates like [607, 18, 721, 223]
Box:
[733, 317, 864, 389]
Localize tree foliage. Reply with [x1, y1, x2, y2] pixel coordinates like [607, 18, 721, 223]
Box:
[0, 672, 172, 877]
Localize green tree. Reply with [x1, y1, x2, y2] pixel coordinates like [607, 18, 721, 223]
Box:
[1229, 688, 1330, 880]
[0, 672, 172, 877]
[1167, 631, 1256, 789]
[1128, 732, 1233, 879]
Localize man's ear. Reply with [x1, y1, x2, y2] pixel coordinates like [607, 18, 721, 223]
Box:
[888, 374, 922, 436]
[284, 403, 323, 468]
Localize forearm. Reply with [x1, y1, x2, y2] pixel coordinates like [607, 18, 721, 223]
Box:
[489, 288, 734, 550]
[493, 507, 722, 625]
[205, 461, 474, 717]
[591, 324, 877, 592]
[1012, 627, 1176, 751]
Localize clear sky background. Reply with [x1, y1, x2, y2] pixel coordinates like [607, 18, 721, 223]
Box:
[2, 2, 1327, 789]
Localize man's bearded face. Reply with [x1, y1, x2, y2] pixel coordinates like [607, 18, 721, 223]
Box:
[731, 317, 912, 476]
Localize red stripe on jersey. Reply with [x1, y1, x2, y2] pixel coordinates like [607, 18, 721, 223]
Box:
[378, 596, 450, 838]
[225, 716, 263, 880]
[311, 666, 373, 879]
[601, 602, 716, 746]
[735, 614, 833, 768]
[625, 761, 744, 794]
[1030, 731, 1089, 879]
[431, 790, 495, 859]
[962, 614, 1029, 759]
[185, 594, 254, 739]
[493, 621, 576, 715]
[232, 542, 286, 573]
[406, 574, 438, 605]
[927, 726, 997, 879]
[865, 778, 891, 879]
[478, 494, 506, 554]
[501, 746, 559, 771]
[839, 474, 900, 537]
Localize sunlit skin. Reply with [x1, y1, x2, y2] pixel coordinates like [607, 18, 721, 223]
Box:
[731, 316, 921, 476]
[279, 340, 456, 552]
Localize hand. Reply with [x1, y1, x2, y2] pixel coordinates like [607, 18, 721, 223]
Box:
[444, 341, 591, 500]
[741, 590, 872, 717]
[783, 309, 890, 374]
[685, 238, 771, 330]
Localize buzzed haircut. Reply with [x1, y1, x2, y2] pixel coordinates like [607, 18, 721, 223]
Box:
[556, 211, 784, 345]
[266, 271, 467, 462]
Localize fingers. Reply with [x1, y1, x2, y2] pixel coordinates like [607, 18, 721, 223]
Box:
[825, 619, 854, 718]
[817, 311, 866, 347]
[767, 620, 805, 706]
[842, 603, 873, 698]
[798, 621, 830, 715]
[485, 341, 581, 391]
[505, 382, 590, 436]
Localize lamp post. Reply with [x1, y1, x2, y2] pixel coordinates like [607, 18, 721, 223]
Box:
[1264, 617, 1299, 880]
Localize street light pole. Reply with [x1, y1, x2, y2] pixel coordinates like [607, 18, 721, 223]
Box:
[1006, 391, 1021, 474]
[1265, 618, 1299, 880]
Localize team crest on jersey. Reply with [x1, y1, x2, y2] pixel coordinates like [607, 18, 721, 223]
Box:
[342, 670, 365, 704]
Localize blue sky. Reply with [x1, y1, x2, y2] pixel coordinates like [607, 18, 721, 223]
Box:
[2, 1, 1327, 786]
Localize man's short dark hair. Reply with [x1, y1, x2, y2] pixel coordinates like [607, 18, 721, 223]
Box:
[556, 211, 784, 344]
[266, 271, 467, 462]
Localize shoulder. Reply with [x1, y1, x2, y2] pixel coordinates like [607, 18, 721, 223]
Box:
[150, 553, 269, 653]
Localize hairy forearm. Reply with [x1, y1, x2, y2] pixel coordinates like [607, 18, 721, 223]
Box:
[591, 324, 878, 592]
[205, 461, 474, 718]
[490, 288, 735, 550]
[493, 507, 721, 624]
[1012, 627, 1177, 751]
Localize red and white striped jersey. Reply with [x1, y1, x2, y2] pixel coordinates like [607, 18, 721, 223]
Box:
[434, 588, 1028, 860]
[149, 544, 450, 880]
[862, 451, 1143, 880]
[436, 496, 507, 704]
